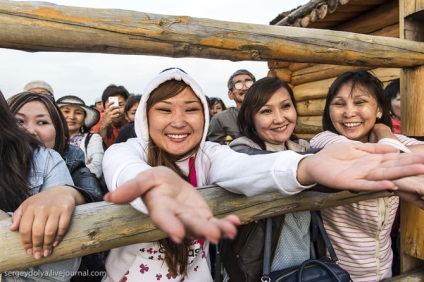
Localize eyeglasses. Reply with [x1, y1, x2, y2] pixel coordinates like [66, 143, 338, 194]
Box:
[233, 80, 254, 90]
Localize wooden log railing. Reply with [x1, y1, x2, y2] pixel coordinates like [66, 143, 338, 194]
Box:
[0, 1, 423, 68]
[0, 185, 393, 273]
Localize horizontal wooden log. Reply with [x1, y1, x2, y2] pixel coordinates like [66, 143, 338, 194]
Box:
[295, 116, 323, 134]
[295, 133, 316, 140]
[0, 1, 423, 67]
[292, 68, 399, 102]
[289, 63, 316, 72]
[293, 77, 335, 102]
[292, 65, 368, 86]
[335, 0, 399, 33]
[0, 185, 393, 272]
[372, 23, 400, 38]
[268, 61, 290, 69]
[297, 98, 326, 116]
[268, 68, 292, 82]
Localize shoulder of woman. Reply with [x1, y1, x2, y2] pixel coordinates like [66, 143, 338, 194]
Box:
[229, 136, 260, 149]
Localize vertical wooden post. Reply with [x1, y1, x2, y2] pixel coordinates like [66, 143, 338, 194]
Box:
[399, 0, 424, 274]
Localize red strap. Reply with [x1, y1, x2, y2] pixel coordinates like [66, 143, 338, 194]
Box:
[189, 157, 197, 187]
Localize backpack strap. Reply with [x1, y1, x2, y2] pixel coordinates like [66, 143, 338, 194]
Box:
[84, 133, 93, 153]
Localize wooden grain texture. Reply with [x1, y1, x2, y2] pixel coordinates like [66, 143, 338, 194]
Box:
[297, 98, 326, 116]
[0, 1, 423, 67]
[0, 187, 393, 272]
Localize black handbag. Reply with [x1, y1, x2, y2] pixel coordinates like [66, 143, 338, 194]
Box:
[262, 211, 352, 282]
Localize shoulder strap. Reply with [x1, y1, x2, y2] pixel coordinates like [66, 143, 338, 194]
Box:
[84, 133, 93, 152]
[311, 211, 339, 262]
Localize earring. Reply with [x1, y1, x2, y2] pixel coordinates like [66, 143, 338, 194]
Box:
[377, 112, 382, 119]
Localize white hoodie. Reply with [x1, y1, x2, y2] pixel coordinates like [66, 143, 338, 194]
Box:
[103, 68, 313, 281]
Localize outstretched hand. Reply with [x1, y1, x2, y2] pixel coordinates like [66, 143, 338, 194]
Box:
[298, 142, 424, 191]
[104, 166, 240, 244]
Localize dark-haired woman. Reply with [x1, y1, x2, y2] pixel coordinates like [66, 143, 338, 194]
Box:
[0, 90, 85, 281]
[310, 69, 424, 281]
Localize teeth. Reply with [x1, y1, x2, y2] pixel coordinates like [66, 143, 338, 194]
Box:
[273, 125, 287, 131]
[167, 134, 188, 139]
[343, 122, 362, 128]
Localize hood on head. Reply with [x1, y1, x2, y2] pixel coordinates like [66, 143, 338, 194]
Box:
[135, 68, 210, 149]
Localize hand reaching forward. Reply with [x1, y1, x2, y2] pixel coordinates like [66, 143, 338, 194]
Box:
[10, 186, 85, 259]
[393, 175, 424, 209]
[104, 166, 240, 244]
[297, 142, 424, 191]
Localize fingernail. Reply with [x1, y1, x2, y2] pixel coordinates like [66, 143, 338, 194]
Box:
[34, 252, 42, 260]
[26, 249, 33, 255]
[43, 249, 51, 257]
[53, 241, 59, 247]
[170, 236, 181, 244]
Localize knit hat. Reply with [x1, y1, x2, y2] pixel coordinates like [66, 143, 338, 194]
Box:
[23, 80, 54, 96]
[56, 95, 100, 129]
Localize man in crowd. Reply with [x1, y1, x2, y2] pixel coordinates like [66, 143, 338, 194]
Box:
[91, 84, 129, 148]
[207, 69, 256, 144]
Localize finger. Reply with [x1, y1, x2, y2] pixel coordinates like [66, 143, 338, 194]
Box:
[178, 213, 221, 244]
[30, 213, 49, 259]
[358, 143, 402, 154]
[210, 215, 240, 240]
[395, 191, 424, 209]
[368, 164, 424, 181]
[148, 202, 186, 243]
[42, 214, 60, 257]
[104, 176, 155, 204]
[17, 210, 35, 256]
[349, 180, 396, 192]
[52, 213, 72, 249]
[10, 206, 23, 231]
[104, 182, 144, 204]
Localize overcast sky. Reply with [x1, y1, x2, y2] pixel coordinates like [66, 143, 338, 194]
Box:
[0, 0, 308, 107]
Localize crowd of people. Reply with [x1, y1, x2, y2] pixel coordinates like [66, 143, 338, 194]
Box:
[0, 67, 423, 282]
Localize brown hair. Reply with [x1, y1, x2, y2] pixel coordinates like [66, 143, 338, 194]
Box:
[146, 79, 204, 276]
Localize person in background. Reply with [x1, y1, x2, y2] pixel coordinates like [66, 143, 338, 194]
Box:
[115, 94, 141, 144]
[207, 69, 255, 144]
[23, 80, 55, 98]
[209, 96, 226, 118]
[384, 78, 401, 134]
[91, 84, 130, 148]
[102, 68, 424, 282]
[56, 95, 104, 178]
[94, 97, 104, 112]
[310, 69, 424, 281]
[0, 90, 84, 281]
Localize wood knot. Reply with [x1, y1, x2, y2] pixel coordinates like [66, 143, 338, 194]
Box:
[87, 230, 97, 240]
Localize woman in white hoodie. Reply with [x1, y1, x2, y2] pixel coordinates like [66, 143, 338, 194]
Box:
[103, 68, 424, 282]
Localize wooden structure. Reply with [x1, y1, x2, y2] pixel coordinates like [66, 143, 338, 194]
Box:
[0, 0, 423, 276]
[269, 0, 424, 273]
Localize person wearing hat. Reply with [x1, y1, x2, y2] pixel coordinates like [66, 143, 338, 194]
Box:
[23, 80, 55, 97]
[57, 95, 104, 178]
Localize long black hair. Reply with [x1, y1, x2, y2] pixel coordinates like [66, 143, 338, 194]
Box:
[0, 91, 42, 211]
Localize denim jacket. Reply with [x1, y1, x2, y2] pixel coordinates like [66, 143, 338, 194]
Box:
[2, 148, 80, 282]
